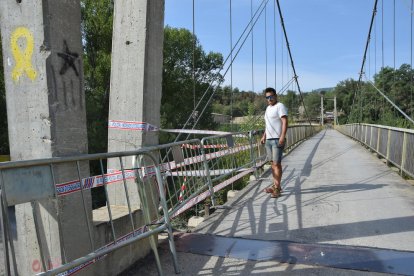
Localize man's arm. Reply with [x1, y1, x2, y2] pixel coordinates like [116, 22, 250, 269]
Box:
[260, 132, 266, 144]
[279, 116, 288, 145]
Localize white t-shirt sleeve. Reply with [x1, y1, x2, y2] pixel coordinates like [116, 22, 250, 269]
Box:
[278, 103, 288, 118]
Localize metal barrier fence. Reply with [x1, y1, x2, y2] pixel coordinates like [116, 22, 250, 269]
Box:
[0, 125, 319, 276]
[286, 125, 319, 151]
[0, 148, 179, 276]
[336, 124, 414, 178]
[200, 132, 264, 206]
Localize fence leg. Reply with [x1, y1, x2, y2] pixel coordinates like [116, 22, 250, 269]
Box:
[0, 191, 11, 276]
[0, 192, 17, 275]
[154, 164, 180, 274]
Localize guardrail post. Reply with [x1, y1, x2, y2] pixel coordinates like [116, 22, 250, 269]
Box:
[249, 131, 259, 180]
[364, 124, 368, 145]
[377, 127, 381, 153]
[386, 129, 392, 166]
[370, 125, 374, 149]
[200, 140, 216, 207]
[401, 132, 408, 177]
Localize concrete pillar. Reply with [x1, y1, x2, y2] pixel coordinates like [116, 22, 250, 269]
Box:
[0, 1, 92, 274]
[107, 0, 165, 208]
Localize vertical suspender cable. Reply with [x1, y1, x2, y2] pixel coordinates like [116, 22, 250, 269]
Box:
[393, 0, 396, 116]
[265, 2, 268, 86]
[273, 0, 277, 89]
[192, 0, 196, 112]
[381, 0, 385, 119]
[251, 0, 255, 92]
[375, 11, 377, 76]
[392, 0, 397, 115]
[229, 0, 233, 130]
[411, 0, 413, 117]
[381, 0, 384, 69]
[275, 0, 312, 126]
[281, 23, 284, 86]
[393, 0, 396, 73]
[374, 14, 377, 114]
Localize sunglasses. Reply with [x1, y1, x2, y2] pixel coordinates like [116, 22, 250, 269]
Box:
[265, 95, 275, 100]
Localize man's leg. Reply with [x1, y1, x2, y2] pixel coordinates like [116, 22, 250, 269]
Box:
[273, 162, 282, 191]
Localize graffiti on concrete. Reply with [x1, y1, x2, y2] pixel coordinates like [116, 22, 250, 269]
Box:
[57, 40, 79, 76]
[10, 27, 37, 83]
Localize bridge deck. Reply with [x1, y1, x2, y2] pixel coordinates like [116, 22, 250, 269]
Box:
[125, 129, 414, 275]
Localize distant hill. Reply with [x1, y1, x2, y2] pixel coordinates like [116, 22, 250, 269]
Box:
[311, 87, 335, 93]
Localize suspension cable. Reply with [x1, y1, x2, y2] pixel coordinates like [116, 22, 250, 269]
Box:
[393, 0, 396, 74]
[382, 0, 384, 69]
[192, 0, 196, 112]
[349, 0, 378, 123]
[411, 0, 413, 117]
[190, 1, 270, 130]
[273, 0, 277, 89]
[251, 0, 255, 92]
[174, 0, 270, 142]
[358, 0, 378, 84]
[375, 8, 377, 76]
[365, 76, 414, 125]
[393, 0, 396, 109]
[230, 0, 233, 131]
[381, 0, 385, 119]
[265, 3, 268, 87]
[275, 0, 312, 127]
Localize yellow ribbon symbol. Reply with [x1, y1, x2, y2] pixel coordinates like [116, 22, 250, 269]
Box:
[10, 27, 37, 83]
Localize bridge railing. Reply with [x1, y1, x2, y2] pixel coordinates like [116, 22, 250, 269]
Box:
[0, 125, 319, 275]
[0, 148, 179, 276]
[336, 123, 414, 179]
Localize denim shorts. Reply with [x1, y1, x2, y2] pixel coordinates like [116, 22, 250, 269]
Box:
[265, 138, 285, 164]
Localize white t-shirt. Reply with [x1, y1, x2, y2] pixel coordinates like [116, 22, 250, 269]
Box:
[264, 102, 288, 139]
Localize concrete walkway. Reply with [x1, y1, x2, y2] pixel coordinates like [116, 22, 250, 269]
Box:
[124, 129, 414, 275]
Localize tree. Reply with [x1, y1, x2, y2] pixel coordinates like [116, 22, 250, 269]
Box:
[281, 90, 298, 119]
[161, 26, 223, 135]
[81, 0, 114, 154]
[332, 79, 359, 124]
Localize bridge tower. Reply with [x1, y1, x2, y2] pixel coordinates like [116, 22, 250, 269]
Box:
[0, 0, 92, 274]
[106, 1, 164, 208]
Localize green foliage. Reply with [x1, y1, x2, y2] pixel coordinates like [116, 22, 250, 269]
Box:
[81, 0, 114, 154]
[161, 26, 223, 134]
[347, 65, 414, 128]
[301, 91, 322, 119]
[282, 90, 299, 117]
[212, 86, 266, 117]
[332, 79, 359, 124]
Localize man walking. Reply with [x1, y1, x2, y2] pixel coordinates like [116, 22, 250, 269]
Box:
[260, 87, 288, 198]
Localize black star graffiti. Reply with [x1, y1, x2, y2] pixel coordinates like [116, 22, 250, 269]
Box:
[57, 40, 79, 76]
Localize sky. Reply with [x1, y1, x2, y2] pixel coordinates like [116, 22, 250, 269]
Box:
[164, 0, 413, 93]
